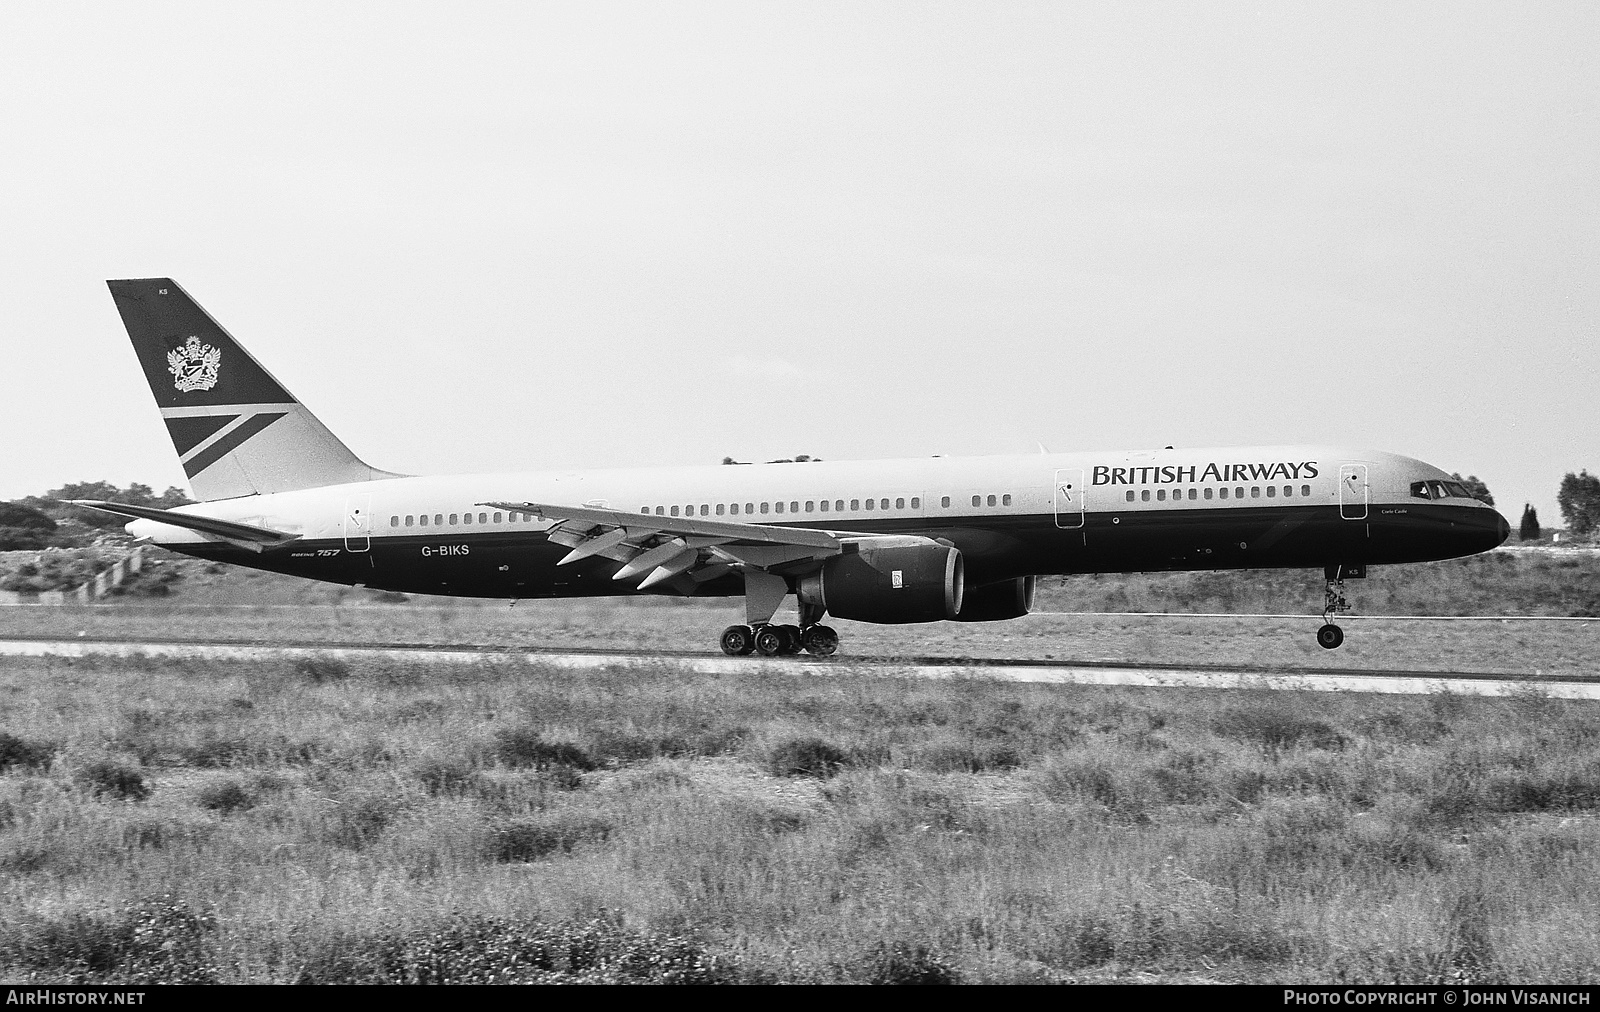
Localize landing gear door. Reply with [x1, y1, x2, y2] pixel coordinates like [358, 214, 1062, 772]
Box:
[1339, 464, 1368, 521]
[344, 494, 372, 552]
[1054, 468, 1085, 529]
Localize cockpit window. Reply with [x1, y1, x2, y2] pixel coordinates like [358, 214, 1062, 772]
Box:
[1412, 479, 1476, 500]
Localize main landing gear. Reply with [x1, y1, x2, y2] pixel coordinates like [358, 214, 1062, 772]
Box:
[1317, 563, 1363, 650]
[719, 623, 839, 657]
[719, 571, 840, 657]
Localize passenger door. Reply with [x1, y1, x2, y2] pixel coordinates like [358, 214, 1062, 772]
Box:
[343, 494, 372, 552]
[1054, 468, 1085, 529]
[1339, 464, 1368, 521]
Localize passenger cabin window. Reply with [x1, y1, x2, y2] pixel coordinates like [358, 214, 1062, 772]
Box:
[1001, 495, 1009, 506]
[792, 501, 800, 513]
[774, 502, 784, 514]
[1156, 489, 1166, 501]
[835, 500, 844, 511]
[1204, 489, 1213, 500]
[912, 497, 921, 508]
[760, 502, 769, 514]
[896, 498, 905, 509]
[851, 499, 859, 510]
[730, 503, 740, 515]
[1141, 490, 1150, 502]
[865, 499, 875, 511]
[1266, 487, 1275, 498]
[806, 501, 815, 512]
[880, 499, 889, 510]
[1235, 487, 1244, 499]
[405, 515, 415, 526]
[971, 495, 981, 507]
[419, 515, 429, 526]
[819, 500, 829, 512]
[941, 496, 950, 508]
[1219, 488, 1229, 500]
[746, 503, 754, 514]
[1188, 489, 1197, 500]
[716, 504, 725, 516]
[1301, 486, 1310, 497]
[1126, 490, 1135, 503]
[493, 513, 502, 523]
[390, 516, 398, 527]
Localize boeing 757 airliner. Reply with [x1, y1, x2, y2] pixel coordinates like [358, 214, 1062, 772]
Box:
[76, 278, 1510, 657]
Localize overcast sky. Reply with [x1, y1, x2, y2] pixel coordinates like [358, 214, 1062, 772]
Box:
[2, 2, 1594, 527]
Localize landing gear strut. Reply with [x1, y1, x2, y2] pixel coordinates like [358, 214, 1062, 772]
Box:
[1318, 563, 1362, 649]
[718, 571, 842, 658]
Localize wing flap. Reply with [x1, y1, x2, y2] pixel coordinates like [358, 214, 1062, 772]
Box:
[479, 501, 841, 549]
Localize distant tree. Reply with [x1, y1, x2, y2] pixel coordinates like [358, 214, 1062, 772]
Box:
[19, 482, 195, 530]
[1450, 473, 1494, 506]
[1519, 503, 1541, 542]
[1558, 470, 1600, 537]
[0, 501, 56, 551]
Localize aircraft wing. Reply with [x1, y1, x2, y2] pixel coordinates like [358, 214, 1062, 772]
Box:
[479, 499, 860, 592]
[67, 500, 302, 549]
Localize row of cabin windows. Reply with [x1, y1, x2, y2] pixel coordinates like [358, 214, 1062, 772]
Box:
[389, 511, 540, 528]
[640, 494, 1019, 518]
[1124, 485, 1314, 503]
[645, 497, 923, 517]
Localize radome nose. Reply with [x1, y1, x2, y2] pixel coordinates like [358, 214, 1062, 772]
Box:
[1495, 512, 1511, 546]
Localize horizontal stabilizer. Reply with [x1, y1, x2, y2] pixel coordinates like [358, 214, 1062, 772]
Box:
[67, 500, 301, 547]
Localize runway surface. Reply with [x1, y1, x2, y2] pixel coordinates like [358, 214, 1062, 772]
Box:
[2, 635, 1596, 699]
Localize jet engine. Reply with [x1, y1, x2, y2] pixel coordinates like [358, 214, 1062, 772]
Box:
[797, 537, 964, 624]
[954, 576, 1036, 622]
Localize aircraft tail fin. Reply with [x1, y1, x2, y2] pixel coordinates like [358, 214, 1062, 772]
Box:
[106, 278, 401, 501]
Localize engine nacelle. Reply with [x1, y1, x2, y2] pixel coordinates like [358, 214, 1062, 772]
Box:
[797, 537, 964, 624]
[954, 576, 1036, 622]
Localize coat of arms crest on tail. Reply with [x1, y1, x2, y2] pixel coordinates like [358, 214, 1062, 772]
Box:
[167, 335, 222, 392]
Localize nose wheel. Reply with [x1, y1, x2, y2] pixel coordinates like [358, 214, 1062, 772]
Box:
[1317, 564, 1358, 649]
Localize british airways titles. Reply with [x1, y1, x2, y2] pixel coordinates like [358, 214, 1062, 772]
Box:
[1091, 460, 1321, 488]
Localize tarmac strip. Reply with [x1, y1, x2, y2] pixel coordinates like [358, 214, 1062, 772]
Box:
[2, 638, 1595, 700]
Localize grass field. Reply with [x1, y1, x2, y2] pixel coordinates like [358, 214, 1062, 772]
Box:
[0, 548, 1597, 983]
[1, 648, 1599, 983]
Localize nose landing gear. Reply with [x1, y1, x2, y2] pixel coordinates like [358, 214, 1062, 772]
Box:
[1318, 563, 1363, 649]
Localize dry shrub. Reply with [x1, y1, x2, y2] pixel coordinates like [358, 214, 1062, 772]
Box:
[76, 760, 149, 801]
[0, 894, 217, 984]
[486, 814, 614, 862]
[857, 941, 960, 984]
[294, 655, 351, 684]
[1211, 705, 1347, 751]
[0, 732, 54, 772]
[195, 778, 255, 815]
[767, 737, 847, 779]
[292, 914, 731, 984]
[495, 727, 596, 771]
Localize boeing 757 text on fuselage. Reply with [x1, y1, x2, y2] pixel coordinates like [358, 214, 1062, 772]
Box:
[78, 279, 1510, 657]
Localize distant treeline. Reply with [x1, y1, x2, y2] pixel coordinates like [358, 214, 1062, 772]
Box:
[0, 481, 191, 550]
